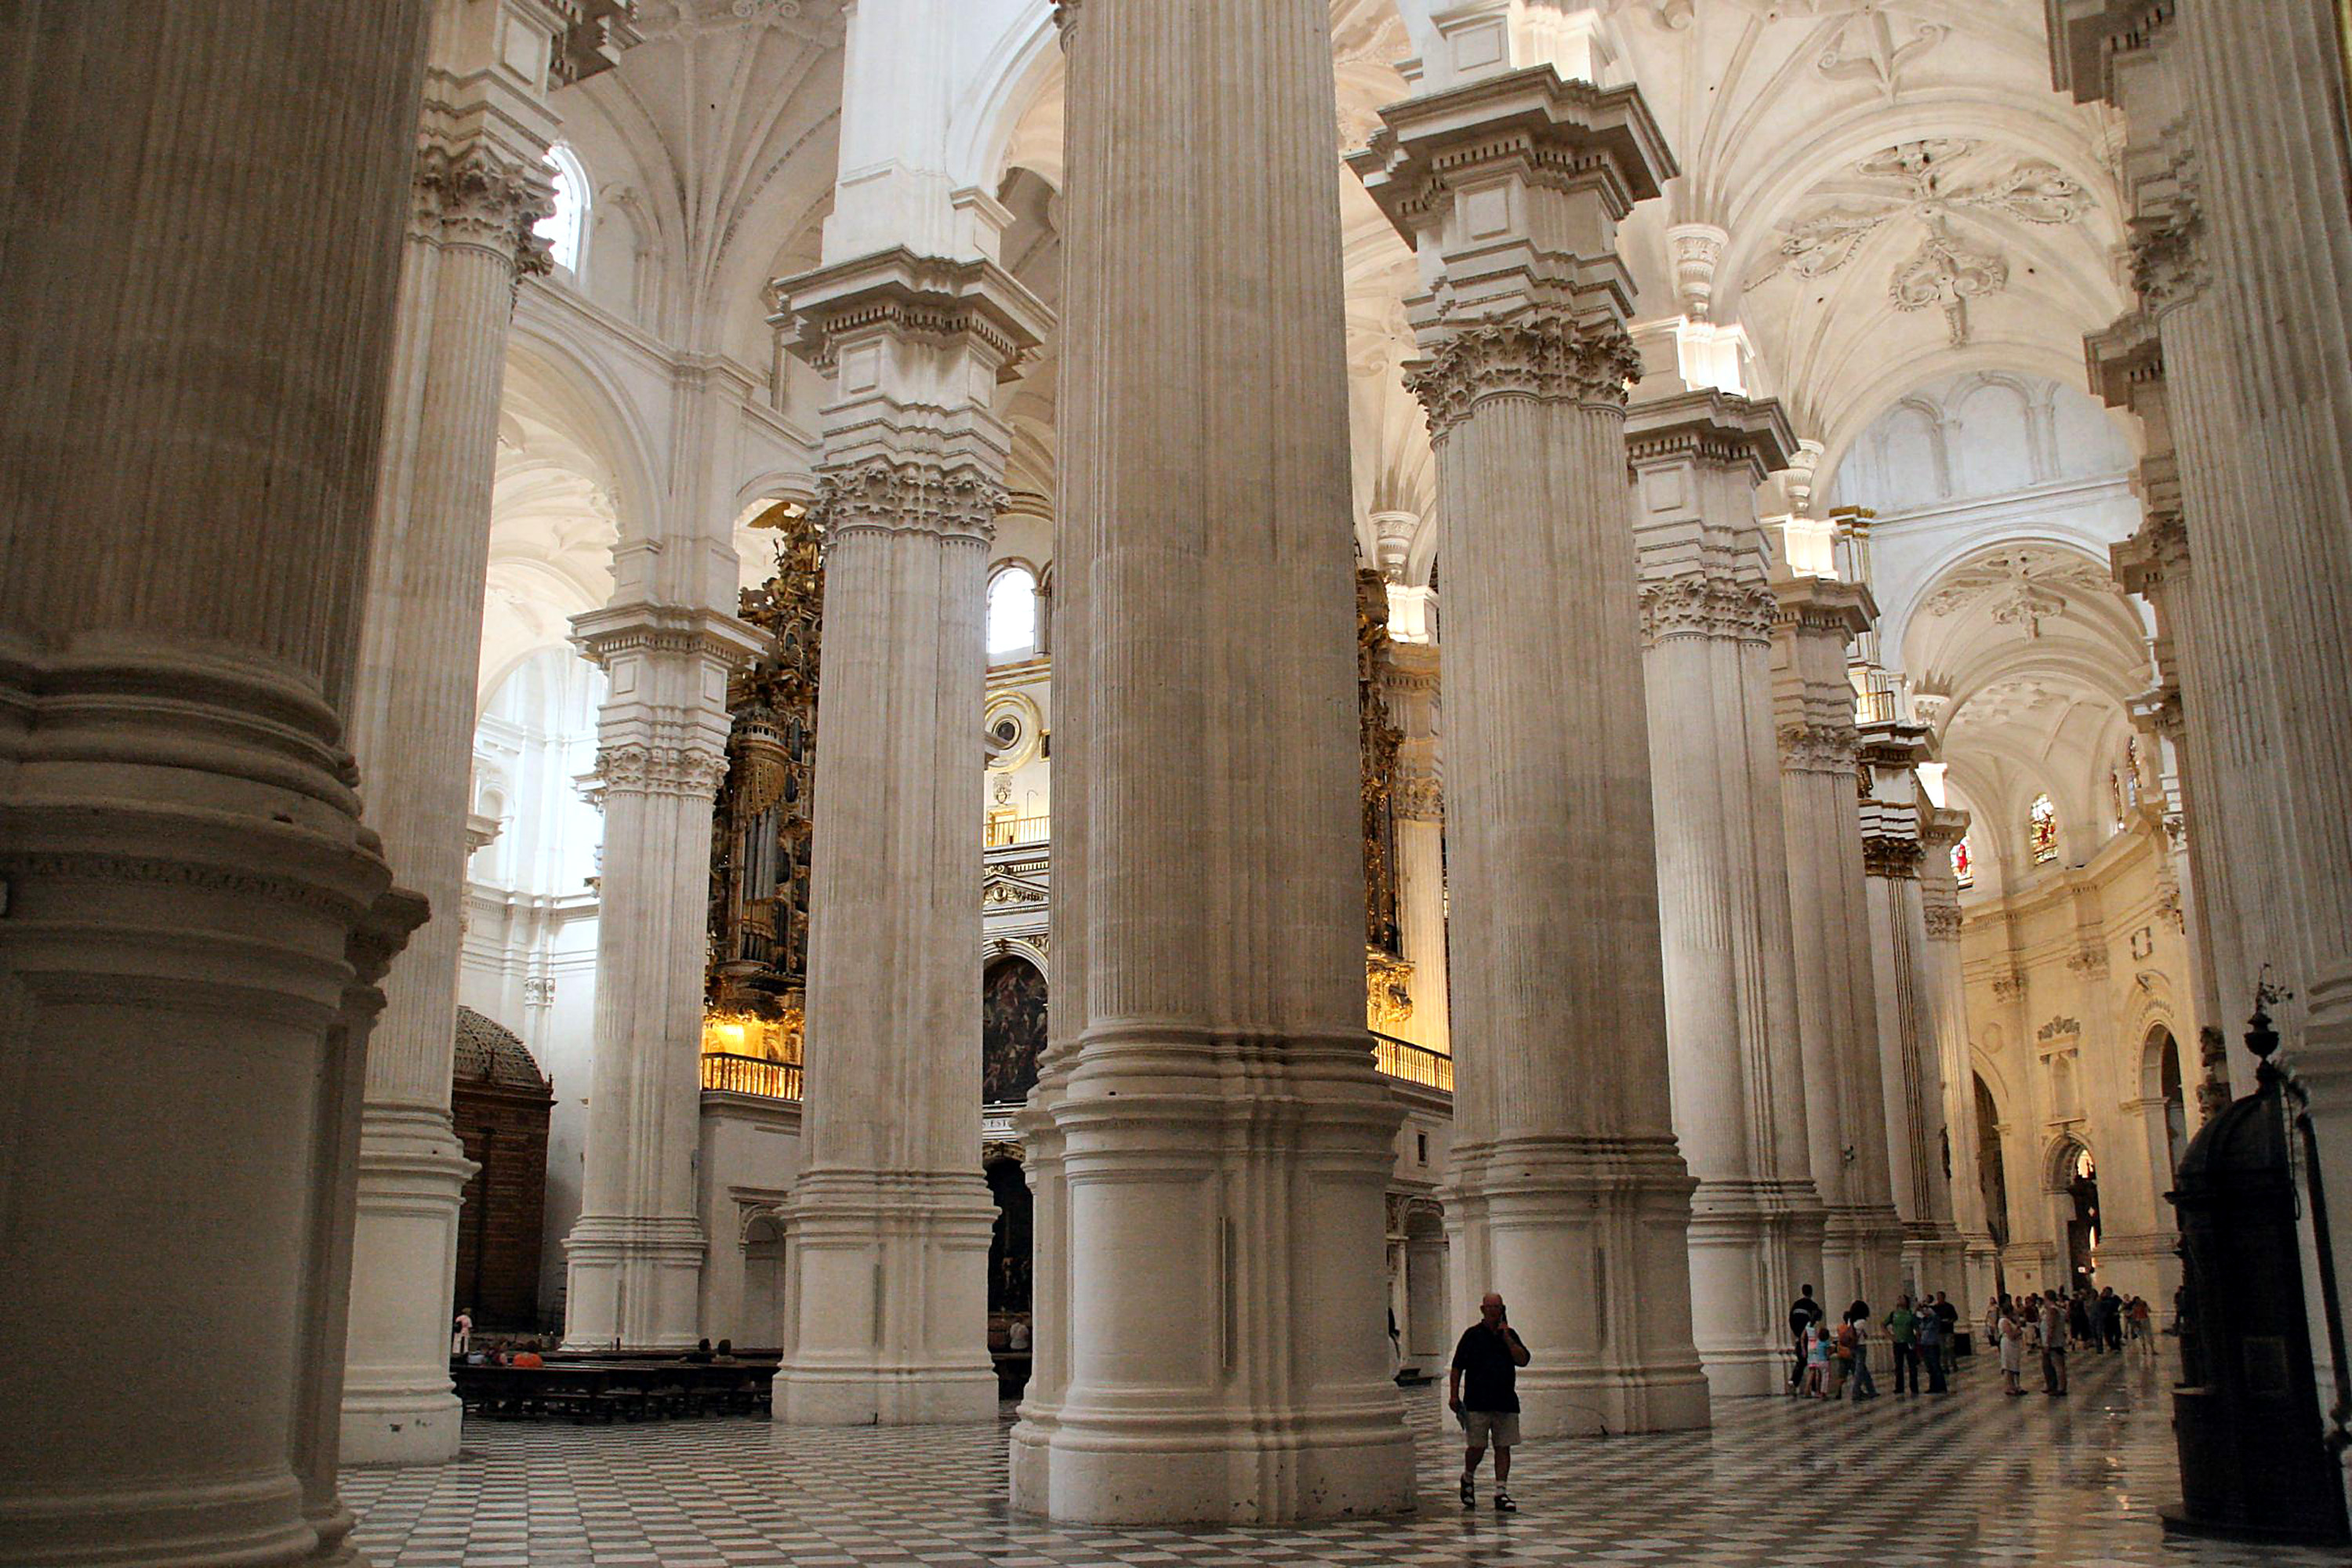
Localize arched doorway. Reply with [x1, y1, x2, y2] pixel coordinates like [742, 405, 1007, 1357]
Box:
[982, 956, 1046, 1106]
[2046, 1137, 2100, 1293]
[742, 1213, 785, 1351]
[2152, 1025, 2188, 1174]
[1973, 1073, 2009, 1250]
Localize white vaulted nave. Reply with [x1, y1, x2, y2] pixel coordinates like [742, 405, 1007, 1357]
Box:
[6, 1, 2352, 1563]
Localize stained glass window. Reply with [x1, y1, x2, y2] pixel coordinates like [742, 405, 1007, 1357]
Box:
[1951, 838, 1973, 889]
[2029, 793, 2058, 864]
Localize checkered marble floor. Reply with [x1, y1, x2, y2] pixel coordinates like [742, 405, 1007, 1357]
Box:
[342, 1348, 2338, 1567]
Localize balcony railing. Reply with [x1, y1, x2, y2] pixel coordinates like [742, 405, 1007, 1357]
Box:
[985, 814, 1050, 848]
[1373, 1031, 1454, 1094]
[701, 1052, 802, 1101]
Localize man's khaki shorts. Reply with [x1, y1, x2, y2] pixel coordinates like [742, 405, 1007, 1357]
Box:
[1461, 1409, 1520, 1447]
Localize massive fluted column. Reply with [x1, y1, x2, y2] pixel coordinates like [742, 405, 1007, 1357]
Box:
[1008, 0, 1416, 1523]
[1920, 807, 1998, 1307]
[560, 605, 761, 1348]
[1352, 69, 1709, 1437]
[1627, 390, 1827, 1397]
[772, 251, 1047, 1425]
[1770, 576, 1905, 1309]
[339, 4, 567, 1464]
[1859, 726, 1965, 1294]
[2055, 3, 2352, 1414]
[1385, 644, 1450, 1057]
[0, 5, 431, 1562]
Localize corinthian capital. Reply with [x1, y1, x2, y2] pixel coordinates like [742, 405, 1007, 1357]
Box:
[1639, 570, 1778, 648]
[816, 457, 1006, 546]
[414, 140, 554, 274]
[1778, 718, 1858, 775]
[1407, 314, 1640, 437]
[593, 740, 729, 800]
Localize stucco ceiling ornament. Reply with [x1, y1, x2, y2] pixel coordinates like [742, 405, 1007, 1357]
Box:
[1816, 5, 1950, 104]
[1920, 546, 2118, 636]
[1756, 139, 2092, 347]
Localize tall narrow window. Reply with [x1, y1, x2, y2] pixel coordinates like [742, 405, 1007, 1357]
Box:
[986, 566, 1037, 662]
[1951, 838, 1973, 889]
[2028, 792, 2058, 864]
[536, 145, 588, 275]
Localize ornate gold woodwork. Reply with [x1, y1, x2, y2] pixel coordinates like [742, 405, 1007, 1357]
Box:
[703, 499, 824, 1066]
[1359, 564, 1403, 956]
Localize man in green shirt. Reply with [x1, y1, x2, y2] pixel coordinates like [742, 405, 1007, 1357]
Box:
[1884, 1294, 1922, 1395]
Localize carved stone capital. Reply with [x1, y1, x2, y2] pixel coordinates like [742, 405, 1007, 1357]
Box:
[1991, 970, 2026, 1001]
[593, 741, 729, 800]
[2067, 944, 2111, 982]
[2129, 176, 2206, 318]
[1778, 718, 1858, 775]
[1862, 835, 1923, 880]
[414, 140, 554, 276]
[1923, 902, 1962, 941]
[1395, 771, 1443, 823]
[815, 457, 1007, 546]
[1640, 571, 1778, 648]
[1407, 314, 1639, 438]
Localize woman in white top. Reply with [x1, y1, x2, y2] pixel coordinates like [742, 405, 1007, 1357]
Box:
[1998, 1305, 2027, 1395]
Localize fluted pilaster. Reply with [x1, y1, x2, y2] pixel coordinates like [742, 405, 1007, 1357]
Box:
[1009, 0, 1415, 1523]
[1627, 389, 1826, 1397]
[561, 606, 764, 1349]
[1769, 576, 1905, 1310]
[0, 4, 431, 1561]
[771, 248, 1048, 1426]
[340, 60, 557, 1464]
[1352, 67, 1708, 1436]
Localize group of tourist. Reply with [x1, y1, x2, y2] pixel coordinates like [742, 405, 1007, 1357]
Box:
[1785, 1284, 1965, 1400]
[1988, 1285, 2157, 1396]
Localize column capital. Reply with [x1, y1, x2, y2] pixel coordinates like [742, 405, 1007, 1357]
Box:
[1640, 572, 1777, 648]
[1777, 717, 1859, 775]
[1406, 312, 1640, 434]
[815, 455, 1007, 546]
[2129, 164, 2208, 318]
[412, 138, 555, 271]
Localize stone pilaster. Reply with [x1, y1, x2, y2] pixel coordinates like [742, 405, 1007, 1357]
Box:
[1385, 644, 1449, 1058]
[561, 606, 764, 1348]
[1008, 0, 1415, 1523]
[1769, 576, 1907, 1310]
[0, 4, 433, 1560]
[1352, 67, 1709, 1437]
[1625, 389, 1827, 1397]
[339, 0, 572, 1465]
[1919, 805, 1998, 1306]
[771, 249, 1048, 1425]
[1858, 723, 1966, 1295]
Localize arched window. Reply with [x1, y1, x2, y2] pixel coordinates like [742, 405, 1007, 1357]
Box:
[986, 566, 1037, 662]
[536, 145, 588, 276]
[1951, 838, 1973, 889]
[2027, 793, 2058, 865]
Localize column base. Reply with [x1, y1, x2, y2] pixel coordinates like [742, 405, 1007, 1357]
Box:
[560, 1215, 706, 1350]
[339, 1106, 472, 1467]
[1820, 1204, 1906, 1309]
[1686, 1179, 1828, 1401]
[1008, 1403, 1417, 1524]
[773, 1171, 1000, 1426]
[1446, 1138, 1712, 1437]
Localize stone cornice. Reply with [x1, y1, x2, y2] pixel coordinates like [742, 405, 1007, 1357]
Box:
[571, 602, 767, 670]
[1348, 67, 1677, 230]
[1406, 313, 1639, 436]
[1624, 388, 1796, 480]
[775, 247, 1051, 382]
[2085, 305, 2162, 411]
[1770, 572, 1877, 639]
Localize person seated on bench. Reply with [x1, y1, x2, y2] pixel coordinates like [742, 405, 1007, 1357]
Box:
[712, 1339, 738, 1364]
[510, 1340, 545, 1369]
[684, 1338, 715, 1364]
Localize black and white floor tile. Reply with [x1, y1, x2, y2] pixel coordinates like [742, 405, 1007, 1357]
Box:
[341, 1349, 2338, 1566]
